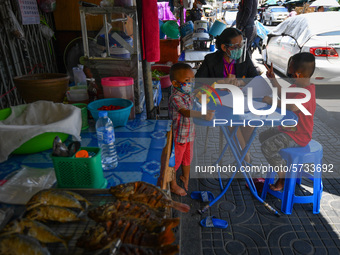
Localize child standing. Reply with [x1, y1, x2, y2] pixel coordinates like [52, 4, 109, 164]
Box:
[260, 52, 316, 191]
[169, 63, 214, 196]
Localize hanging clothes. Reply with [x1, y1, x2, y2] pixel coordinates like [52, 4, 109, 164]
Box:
[142, 0, 160, 62]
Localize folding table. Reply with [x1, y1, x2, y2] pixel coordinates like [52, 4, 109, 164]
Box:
[193, 92, 298, 216]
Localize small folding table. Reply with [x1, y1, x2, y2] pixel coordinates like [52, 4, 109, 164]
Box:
[193, 92, 298, 216]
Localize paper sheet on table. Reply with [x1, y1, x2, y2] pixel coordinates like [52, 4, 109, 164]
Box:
[220, 93, 267, 112]
[242, 76, 274, 98]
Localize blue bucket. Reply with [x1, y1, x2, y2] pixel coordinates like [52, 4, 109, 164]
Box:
[87, 98, 133, 127]
[180, 21, 194, 37]
[209, 20, 227, 37]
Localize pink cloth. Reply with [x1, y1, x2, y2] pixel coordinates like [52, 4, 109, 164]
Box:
[157, 2, 186, 24]
[142, 0, 160, 62]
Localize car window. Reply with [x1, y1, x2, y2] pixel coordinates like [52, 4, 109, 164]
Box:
[271, 8, 288, 12]
[317, 31, 340, 36]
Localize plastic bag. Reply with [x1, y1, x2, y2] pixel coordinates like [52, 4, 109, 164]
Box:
[8, 8, 25, 39]
[38, 0, 56, 13]
[39, 24, 54, 40]
[0, 207, 14, 232]
[0, 166, 56, 204]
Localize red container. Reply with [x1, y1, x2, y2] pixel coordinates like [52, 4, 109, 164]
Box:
[151, 65, 172, 89]
[158, 39, 180, 64]
[101, 77, 135, 119]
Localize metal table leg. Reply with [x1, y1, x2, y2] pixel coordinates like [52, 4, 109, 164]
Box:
[199, 126, 281, 216]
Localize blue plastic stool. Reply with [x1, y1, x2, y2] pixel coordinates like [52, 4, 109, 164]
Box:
[261, 140, 323, 214]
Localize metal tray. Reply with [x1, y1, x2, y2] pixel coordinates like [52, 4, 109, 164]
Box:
[12, 188, 173, 255]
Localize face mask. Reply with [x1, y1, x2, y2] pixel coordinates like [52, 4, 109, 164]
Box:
[196, 4, 202, 8]
[177, 81, 194, 94]
[228, 48, 243, 60]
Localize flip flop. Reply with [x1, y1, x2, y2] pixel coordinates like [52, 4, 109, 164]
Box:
[245, 178, 265, 194]
[200, 216, 228, 229]
[190, 191, 215, 202]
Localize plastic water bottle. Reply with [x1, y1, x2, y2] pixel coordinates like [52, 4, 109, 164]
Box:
[96, 111, 118, 170]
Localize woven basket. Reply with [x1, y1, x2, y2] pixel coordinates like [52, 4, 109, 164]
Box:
[14, 73, 69, 103]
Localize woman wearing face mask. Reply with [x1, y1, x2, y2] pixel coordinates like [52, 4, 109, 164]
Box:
[196, 27, 258, 81]
[195, 27, 259, 163]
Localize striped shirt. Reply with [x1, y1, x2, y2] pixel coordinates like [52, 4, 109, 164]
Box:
[169, 88, 195, 143]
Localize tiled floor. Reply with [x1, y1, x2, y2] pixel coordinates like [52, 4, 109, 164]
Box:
[173, 113, 340, 255]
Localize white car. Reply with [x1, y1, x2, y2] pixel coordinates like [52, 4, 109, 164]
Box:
[263, 6, 289, 26]
[224, 10, 238, 27]
[262, 12, 340, 85]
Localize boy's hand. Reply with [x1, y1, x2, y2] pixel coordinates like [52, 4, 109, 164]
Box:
[193, 88, 201, 95]
[204, 110, 215, 121]
[264, 63, 275, 79]
[262, 96, 272, 105]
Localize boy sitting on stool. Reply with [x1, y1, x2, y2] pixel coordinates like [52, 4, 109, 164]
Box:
[169, 63, 215, 196]
[260, 52, 316, 191]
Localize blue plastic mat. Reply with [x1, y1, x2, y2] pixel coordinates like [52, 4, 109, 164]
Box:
[0, 117, 171, 188]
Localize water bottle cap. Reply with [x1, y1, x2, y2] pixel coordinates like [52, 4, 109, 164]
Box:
[98, 111, 108, 117]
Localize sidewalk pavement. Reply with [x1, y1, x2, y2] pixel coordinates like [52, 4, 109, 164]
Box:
[173, 50, 340, 254]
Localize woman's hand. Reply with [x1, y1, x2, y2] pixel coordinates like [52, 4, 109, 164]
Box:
[217, 74, 241, 90]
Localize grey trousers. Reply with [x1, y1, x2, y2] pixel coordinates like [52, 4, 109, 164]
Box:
[243, 25, 257, 52]
[259, 127, 299, 167]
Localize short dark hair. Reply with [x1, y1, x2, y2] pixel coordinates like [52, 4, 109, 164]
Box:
[169, 63, 192, 81]
[216, 27, 243, 51]
[289, 52, 316, 78]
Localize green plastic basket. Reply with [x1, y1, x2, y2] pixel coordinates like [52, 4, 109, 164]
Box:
[72, 103, 89, 130]
[51, 147, 107, 189]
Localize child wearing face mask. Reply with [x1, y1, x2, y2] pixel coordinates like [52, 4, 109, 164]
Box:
[168, 63, 215, 196]
[259, 52, 316, 191]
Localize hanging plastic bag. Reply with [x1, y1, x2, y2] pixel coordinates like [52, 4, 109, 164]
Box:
[8, 8, 25, 39]
[39, 24, 54, 40]
[0, 166, 56, 204]
[38, 0, 57, 13]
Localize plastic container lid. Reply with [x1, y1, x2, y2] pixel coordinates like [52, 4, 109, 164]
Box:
[101, 77, 134, 87]
[75, 150, 89, 158]
[99, 111, 108, 117]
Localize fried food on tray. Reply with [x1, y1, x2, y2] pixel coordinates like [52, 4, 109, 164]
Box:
[88, 200, 179, 232]
[62, 190, 91, 208]
[109, 181, 190, 212]
[76, 218, 175, 250]
[0, 234, 50, 255]
[0, 218, 67, 249]
[26, 189, 84, 211]
[25, 205, 82, 223]
[88, 200, 166, 222]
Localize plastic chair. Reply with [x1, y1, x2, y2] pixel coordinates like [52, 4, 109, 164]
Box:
[261, 140, 323, 214]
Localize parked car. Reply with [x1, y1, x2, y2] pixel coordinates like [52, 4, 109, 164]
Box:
[224, 10, 238, 27]
[203, 5, 215, 17]
[263, 6, 289, 26]
[262, 12, 340, 85]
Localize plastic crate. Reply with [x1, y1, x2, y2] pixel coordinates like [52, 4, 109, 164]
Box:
[51, 147, 107, 189]
[73, 103, 89, 130]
